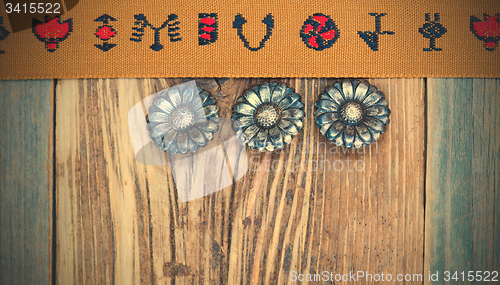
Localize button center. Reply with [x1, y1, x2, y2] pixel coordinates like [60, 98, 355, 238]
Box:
[170, 107, 195, 130]
[255, 104, 280, 128]
[340, 102, 364, 125]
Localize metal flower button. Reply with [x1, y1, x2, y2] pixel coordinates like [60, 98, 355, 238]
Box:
[232, 81, 305, 152]
[314, 79, 390, 148]
[146, 84, 220, 154]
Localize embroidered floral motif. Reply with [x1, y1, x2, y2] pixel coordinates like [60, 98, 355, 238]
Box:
[232, 82, 305, 152]
[96, 26, 115, 40]
[199, 13, 218, 45]
[233, 13, 274, 51]
[32, 16, 73, 52]
[95, 14, 117, 51]
[300, 13, 340, 51]
[130, 14, 181, 51]
[470, 14, 500, 51]
[314, 79, 390, 149]
[358, 13, 394, 51]
[419, 13, 447, 51]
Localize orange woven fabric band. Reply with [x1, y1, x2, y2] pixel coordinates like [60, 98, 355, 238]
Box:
[0, 0, 499, 79]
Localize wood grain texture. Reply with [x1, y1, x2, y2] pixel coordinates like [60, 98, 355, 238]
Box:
[223, 78, 426, 285]
[55, 78, 231, 285]
[0, 80, 54, 285]
[55, 78, 425, 284]
[56, 79, 153, 285]
[425, 79, 500, 284]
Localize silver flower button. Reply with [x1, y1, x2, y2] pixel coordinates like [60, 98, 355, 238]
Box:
[147, 83, 220, 154]
[314, 79, 391, 149]
[232, 81, 305, 152]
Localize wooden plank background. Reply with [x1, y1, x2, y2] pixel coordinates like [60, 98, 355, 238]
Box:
[425, 79, 500, 285]
[0, 78, 498, 284]
[0, 80, 54, 285]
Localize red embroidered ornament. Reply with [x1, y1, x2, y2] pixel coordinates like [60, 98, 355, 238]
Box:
[470, 14, 500, 51]
[95, 26, 116, 40]
[199, 13, 218, 45]
[300, 13, 340, 51]
[32, 16, 73, 52]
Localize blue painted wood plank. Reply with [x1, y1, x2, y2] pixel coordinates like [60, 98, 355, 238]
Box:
[470, 79, 500, 280]
[425, 78, 500, 284]
[0, 80, 53, 285]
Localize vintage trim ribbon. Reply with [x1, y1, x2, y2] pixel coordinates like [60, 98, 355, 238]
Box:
[0, 0, 499, 79]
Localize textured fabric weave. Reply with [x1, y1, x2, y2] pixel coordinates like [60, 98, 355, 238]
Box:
[0, 0, 499, 79]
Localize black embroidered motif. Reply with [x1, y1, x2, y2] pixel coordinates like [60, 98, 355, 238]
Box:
[168, 15, 181, 42]
[357, 13, 394, 51]
[95, 14, 117, 51]
[130, 14, 181, 51]
[470, 14, 500, 51]
[199, 13, 218, 45]
[300, 13, 340, 51]
[233, 13, 274, 51]
[0, 17, 10, 54]
[419, 13, 447, 51]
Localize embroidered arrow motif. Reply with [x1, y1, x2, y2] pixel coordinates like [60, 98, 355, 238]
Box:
[95, 14, 118, 51]
[95, 14, 117, 25]
[233, 13, 274, 51]
[95, 42, 117, 51]
[358, 13, 394, 51]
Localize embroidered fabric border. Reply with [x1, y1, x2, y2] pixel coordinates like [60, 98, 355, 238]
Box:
[0, 0, 499, 79]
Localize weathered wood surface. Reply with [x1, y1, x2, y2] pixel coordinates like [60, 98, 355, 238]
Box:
[425, 79, 500, 285]
[3, 78, 499, 285]
[55, 78, 426, 284]
[0, 80, 53, 285]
